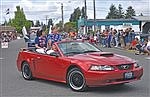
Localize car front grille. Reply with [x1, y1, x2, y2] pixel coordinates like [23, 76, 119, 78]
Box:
[117, 64, 132, 70]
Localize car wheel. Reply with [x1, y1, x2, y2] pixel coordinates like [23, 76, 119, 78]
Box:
[21, 62, 33, 80]
[67, 68, 87, 92]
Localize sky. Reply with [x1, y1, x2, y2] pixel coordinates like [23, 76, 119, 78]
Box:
[0, 0, 150, 25]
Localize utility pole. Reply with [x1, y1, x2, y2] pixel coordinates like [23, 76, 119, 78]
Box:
[45, 15, 48, 30]
[45, 15, 48, 25]
[84, 0, 87, 34]
[93, 0, 96, 34]
[61, 3, 64, 31]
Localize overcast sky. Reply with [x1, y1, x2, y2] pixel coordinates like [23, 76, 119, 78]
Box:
[0, 0, 150, 24]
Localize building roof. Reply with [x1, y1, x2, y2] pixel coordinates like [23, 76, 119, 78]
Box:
[0, 26, 16, 32]
[88, 18, 136, 22]
[132, 16, 150, 22]
[78, 18, 140, 27]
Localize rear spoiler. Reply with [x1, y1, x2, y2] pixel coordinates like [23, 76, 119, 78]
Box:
[20, 48, 29, 51]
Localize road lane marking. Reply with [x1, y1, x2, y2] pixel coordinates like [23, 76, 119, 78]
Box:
[0, 58, 4, 60]
[145, 57, 150, 60]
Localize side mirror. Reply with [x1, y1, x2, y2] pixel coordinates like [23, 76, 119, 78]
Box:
[50, 52, 60, 57]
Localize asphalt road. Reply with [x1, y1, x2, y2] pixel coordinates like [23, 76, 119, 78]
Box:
[0, 39, 150, 97]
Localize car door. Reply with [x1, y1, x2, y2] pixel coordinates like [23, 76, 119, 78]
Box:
[34, 53, 68, 80]
[34, 53, 54, 78]
[47, 56, 69, 81]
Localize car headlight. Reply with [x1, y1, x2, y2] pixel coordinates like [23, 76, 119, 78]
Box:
[134, 63, 140, 68]
[90, 65, 114, 71]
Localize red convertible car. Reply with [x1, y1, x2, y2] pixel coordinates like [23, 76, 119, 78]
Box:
[16, 40, 143, 91]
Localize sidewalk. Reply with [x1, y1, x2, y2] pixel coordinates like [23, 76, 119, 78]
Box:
[100, 45, 150, 60]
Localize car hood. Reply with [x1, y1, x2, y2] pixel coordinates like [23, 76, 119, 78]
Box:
[67, 52, 134, 65]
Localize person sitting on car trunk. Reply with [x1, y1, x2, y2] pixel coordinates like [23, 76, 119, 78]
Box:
[35, 30, 48, 54]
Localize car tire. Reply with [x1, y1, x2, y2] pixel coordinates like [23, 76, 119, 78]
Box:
[21, 62, 33, 80]
[67, 68, 87, 92]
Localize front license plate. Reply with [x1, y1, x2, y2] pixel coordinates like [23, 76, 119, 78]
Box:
[124, 72, 133, 79]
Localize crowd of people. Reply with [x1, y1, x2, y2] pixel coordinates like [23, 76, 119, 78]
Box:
[93, 28, 150, 55]
[0, 32, 17, 42]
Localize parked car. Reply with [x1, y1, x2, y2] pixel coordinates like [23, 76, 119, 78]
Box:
[16, 40, 143, 91]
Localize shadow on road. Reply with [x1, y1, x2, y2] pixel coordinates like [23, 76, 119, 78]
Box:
[34, 78, 68, 89]
[88, 84, 137, 93]
[30, 78, 137, 93]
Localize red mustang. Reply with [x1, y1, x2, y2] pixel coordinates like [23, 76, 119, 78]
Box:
[16, 40, 143, 91]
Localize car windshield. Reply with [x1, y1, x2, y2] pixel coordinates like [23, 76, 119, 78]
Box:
[58, 41, 101, 56]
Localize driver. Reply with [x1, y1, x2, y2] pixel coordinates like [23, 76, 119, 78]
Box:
[46, 44, 58, 54]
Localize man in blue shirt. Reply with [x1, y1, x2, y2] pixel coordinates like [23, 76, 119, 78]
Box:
[47, 26, 61, 49]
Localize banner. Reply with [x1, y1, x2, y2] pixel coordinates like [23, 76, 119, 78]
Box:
[22, 26, 29, 40]
[1, 42, 9, 48]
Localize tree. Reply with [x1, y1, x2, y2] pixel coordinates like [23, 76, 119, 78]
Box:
[69, 7, 81, 22]
[47, 19, 53, 28]
[125, 6, 136, 19]
[35, 20, 40, 27]
[118, 4, 124, 18]
[81, 7, 86, 18]
[55, 21, 63, 32]
[41, 22, 43, 26]
[42, 24, 46, 32]
[3, 20, 8, 26]
[106, 4, 119, 19]
[139, 13, 143, 16]
[28, 20, 34, 27]
[9, 6, 32, 33]
[64, 22, 77, 33]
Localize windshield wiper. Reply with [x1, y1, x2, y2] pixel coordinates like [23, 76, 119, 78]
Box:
[83, 50, 99, 53]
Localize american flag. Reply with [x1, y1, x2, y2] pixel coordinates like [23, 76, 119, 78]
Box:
[6, 8, 9, 15]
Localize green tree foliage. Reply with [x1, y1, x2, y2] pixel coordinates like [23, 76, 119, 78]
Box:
[35, 20, 40, 27]
[9, 6, 32, 33]
[41, 22, 43, 26]
[56, 21, 63, 32]
[69, 7, 81, 22]
[125, 6, 136, 19]
[106, 4, 136, 19]
[42, 24, 47, 33]
[106, 4, 118, 19]
[47, 19, 53, 28]
[81, 7, 86, 18]
[3, 20, 8, 26]
[139, 13, 143, 16]
[28, 20, 34, 27]
[64, 22, 77, 33]
[118, 4, 124, 18]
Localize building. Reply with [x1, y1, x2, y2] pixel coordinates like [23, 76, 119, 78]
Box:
[0, 26, 16, 34]
[78, 16, 150, 34]
[132, 16, 150, 34]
